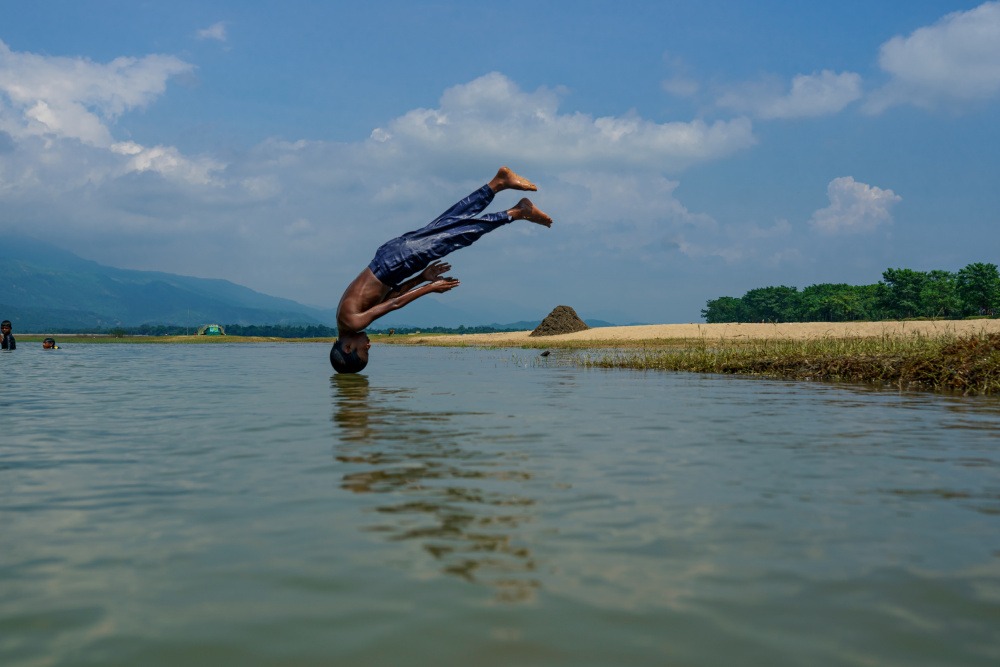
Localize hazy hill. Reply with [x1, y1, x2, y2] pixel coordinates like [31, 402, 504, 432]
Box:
[0, 236, 628, 332]
[0, 237, 329, 331]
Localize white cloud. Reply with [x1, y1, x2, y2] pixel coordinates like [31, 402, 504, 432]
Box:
[867, 1, 1000, 112]
[669, 218, 797, 264]
[547, 171, 717, 256]
[662, 76, 699, 98]
[0, 58, 760, 313]
[809, 176, 901, 234]
[197, 22, 228, 42]
[369, 72, 756, 171]
[764, 248, 803, 268]
[541, 171, 798, 266]
[717, 70, 863, 119]
[110, 141, 223, 185]
[0, 39, 193, 147]
[660, 52, 699, 98]
[0, 40, 218, 188]
[746, 218, 792, 239]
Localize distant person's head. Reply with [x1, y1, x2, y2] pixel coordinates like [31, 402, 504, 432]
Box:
[43, 338, 58, 349]
[330, 332, 370, 374]
[1, 320, 11, 335]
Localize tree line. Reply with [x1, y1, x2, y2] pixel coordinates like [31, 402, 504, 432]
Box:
[46, 322, 522, 337]
[702, 263, 1000, 324]
[219, 323, 523, 336]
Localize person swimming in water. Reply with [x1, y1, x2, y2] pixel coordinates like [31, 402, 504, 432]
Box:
[331, 167, 553, 373]
[1, 320, 14, 351]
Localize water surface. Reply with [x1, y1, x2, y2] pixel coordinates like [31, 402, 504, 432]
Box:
[2, 343, 999, 665]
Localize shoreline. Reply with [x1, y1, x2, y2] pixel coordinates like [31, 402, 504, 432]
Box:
[11, 334, 338, 344]
[12, 322, 1000, 392]
[14, 320, 1000, 347]
[392, 319, 1000, 347]
[386, 321, 1000, 394]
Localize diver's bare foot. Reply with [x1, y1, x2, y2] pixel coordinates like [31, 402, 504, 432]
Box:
[509, 198, 553, 227]
[488, 166, 538, 193]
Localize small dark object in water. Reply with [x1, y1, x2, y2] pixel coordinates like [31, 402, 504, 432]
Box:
[540, 350, 550, 357]
[530, 306, 589, 337]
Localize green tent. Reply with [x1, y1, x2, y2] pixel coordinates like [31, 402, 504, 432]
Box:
[197, 324, 226, 336]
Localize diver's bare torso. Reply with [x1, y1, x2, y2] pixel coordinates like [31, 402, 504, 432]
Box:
[336, 263, 458, 338]
[336, 268, 392, 337]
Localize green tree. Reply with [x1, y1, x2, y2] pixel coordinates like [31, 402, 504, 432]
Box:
[880, 268, 929, 318]
[919, 270, 960, 317]
[702, 296, 749, 323]
[799, 284, 863, 321]
[956, 262, 1000, 315]
[855, 284, 887, 321]
[742, 286, 800, 322]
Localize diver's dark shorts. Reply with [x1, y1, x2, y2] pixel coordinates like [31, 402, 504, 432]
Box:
[368, 184, 511, 290]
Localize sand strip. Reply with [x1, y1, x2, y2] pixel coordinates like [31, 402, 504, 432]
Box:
[406, 320, 1000, 346]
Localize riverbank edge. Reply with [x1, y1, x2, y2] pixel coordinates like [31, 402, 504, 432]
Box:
[382, 330, 1000, 395]
[17, 328, 1000, 394]
[584, 334, 1000, 395]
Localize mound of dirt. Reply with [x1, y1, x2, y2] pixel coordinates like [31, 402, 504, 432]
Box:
[530, 305, 590, 337]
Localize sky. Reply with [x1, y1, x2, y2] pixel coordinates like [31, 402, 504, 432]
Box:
[1, 1, 998, 324]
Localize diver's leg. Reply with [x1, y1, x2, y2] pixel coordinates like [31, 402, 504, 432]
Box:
[367, 209, 511, 288]
[369, 170, 549, 285]
[402, 197, 552, 270]
[507, 198, 553, 227]
[406, 214, 513, 266]
[426, 167, 539, 230]
[426, 184, 497, 228]
[488, 166, 538, 194]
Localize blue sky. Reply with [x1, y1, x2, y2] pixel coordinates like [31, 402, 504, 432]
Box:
[1, 1, 998, 324]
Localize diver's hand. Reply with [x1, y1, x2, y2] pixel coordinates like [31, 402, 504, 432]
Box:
[421, 261, 451, 282]
[429, 277, 459, 294]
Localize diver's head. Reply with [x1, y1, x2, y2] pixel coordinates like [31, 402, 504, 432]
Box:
[43, 338, 57, 349]
[330, 332, 370, 373]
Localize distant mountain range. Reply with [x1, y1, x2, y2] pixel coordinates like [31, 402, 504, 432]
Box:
[1, 237, 628, 331]
[0, 236, 333, 331]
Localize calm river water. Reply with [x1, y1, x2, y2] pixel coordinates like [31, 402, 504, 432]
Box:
[2, 343, 999, 666]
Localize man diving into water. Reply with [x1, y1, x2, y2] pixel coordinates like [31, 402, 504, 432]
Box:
[332, 167, 553, 373]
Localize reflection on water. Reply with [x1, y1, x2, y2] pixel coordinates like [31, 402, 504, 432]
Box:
[4, 344, 1000, 666]
[332, 374, 540, 601]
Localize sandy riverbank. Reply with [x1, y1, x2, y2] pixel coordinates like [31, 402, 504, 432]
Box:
[404, 320, 1000, 346]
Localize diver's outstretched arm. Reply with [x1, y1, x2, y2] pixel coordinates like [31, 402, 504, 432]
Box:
[384, 261, 451, 300]
[341, 278, 460, 332]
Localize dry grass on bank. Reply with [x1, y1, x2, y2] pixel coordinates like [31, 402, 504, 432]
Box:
[580, 332, 1000, 395]
[381, 321, 1000, 393]
[377, 324, 1000, 394]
